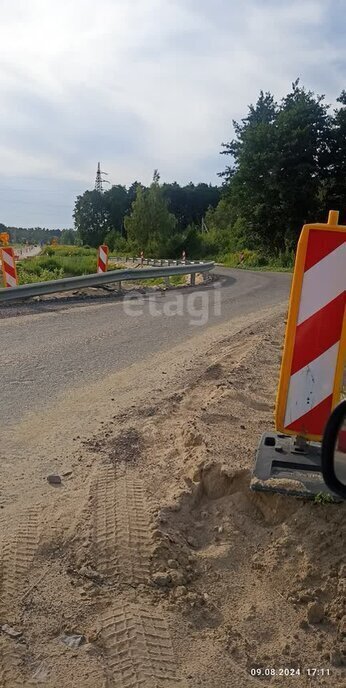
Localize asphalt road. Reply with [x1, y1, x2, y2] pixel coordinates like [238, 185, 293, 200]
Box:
[0, 267, 291, 427]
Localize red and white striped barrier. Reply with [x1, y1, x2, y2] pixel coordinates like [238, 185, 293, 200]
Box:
[276, 211, 346, 441]
[0, 247, 18, 288]
[182, 250, 186, 262]
[97, 244, 109, 273]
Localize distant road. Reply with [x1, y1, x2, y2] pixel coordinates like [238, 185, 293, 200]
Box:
[0, 266, 291, 427]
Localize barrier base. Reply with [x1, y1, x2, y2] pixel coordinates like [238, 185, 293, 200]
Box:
[251, 432, 345, 500]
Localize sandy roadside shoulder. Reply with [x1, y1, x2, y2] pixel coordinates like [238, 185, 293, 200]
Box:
[0, 304, 344, 687]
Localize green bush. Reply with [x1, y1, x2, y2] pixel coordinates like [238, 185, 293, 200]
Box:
[18, 266, 64, 285]
[18, 256, 60, 274]
[221, 249, 266, 268]
[219, 247, 294, 271]
[37, 256, 61, 271]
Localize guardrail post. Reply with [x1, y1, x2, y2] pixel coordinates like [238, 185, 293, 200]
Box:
[164, 276, 170, 287]
[190, 273, 196, 286]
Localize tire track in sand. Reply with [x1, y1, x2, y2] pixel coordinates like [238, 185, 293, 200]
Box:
[91, 464, 152, 585]
[0, 508, 39, 687]
[101, 601, 184, 688]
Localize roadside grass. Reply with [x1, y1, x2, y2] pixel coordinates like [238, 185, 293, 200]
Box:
[17, 254, 97, 281]
[134, 274, 186, 287]
[17, 265, 65, 285]
[170, 274, 187, 285]
[16, 245, 125, 285]
[41, 245, 97, 258]
[313, 492, 336, 505]
[218, 249, 294, 272]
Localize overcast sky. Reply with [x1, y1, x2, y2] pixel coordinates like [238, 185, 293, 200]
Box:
[1, 0, 345, 228]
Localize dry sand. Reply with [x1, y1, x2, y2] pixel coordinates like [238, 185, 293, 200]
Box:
[0, 306, 345, 687]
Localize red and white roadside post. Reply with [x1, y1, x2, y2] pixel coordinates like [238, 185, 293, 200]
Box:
[140, 250, 144, 268]
[182, 249, 186, 263]
[0, 246, 19, 288]
[253, 210, 346, 497]
[97, 244, 109, 273]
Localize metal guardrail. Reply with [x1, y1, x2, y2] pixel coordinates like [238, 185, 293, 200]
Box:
[0, 262, 214, 302]
[110, 256, 203, 266]
[109, 256, 204, 267]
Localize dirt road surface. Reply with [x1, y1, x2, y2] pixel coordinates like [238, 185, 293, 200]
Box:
[1, 267, 290, 427]
[0, 269, 344, 687]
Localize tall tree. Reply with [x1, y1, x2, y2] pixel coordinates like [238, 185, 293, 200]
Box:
[221, 90, 280, 249]
[73, 190, 110, 247]
[103, 184, 128, 235]
[276, 79, 330, 247]
[324, 91, 346, 222]
[220, 82, 331, 251]
[125, 171, 176, 255]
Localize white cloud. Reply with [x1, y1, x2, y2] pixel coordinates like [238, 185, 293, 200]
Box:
[0, 0, 345, 225]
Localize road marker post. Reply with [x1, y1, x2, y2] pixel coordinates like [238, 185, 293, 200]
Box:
[252, 210, 346, 498]
[97, 245, 109, 273]
[0, 247, 19, 288]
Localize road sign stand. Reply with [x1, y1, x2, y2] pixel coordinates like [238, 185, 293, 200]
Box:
[251, 432, 345, 499]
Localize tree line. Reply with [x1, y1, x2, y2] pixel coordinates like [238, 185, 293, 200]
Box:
[4, 80, 346, 262]
[73, 177, 221, 257]
[1, 225, 74, 245]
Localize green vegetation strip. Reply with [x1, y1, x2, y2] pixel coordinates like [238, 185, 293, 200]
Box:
[220, 249, 293, 272]
[16, 245, 115, 285]
[15, 246, 189, 286]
